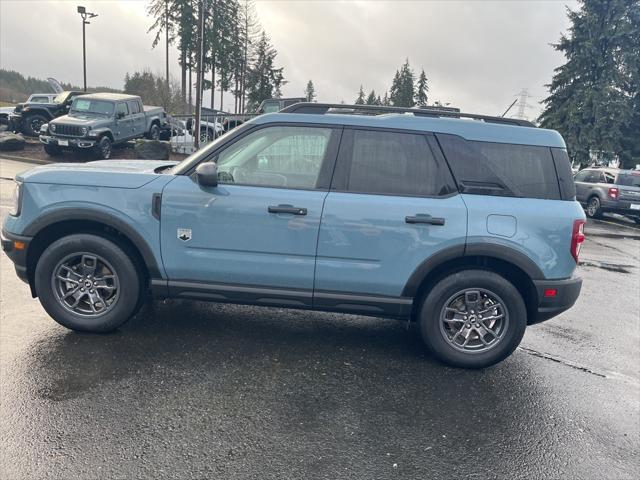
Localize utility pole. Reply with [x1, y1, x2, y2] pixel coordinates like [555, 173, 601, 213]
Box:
[194, 0, 206, 149]
[77, 6, 98, 92]
[165, 0, 170, 87]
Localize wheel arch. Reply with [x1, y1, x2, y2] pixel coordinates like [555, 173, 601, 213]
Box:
[404, 244, 541, 323]
[23, 211, 162, 296]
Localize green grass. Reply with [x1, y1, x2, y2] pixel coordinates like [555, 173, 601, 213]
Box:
[0, 101, 15, 107]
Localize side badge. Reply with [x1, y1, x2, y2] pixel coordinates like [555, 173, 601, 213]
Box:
[177, 228, 192, 242]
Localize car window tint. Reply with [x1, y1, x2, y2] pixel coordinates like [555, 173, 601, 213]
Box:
[116, 103, 129, 117]
[574, 170, 590, 182]
[617, 173, 640, 187]
[436, 134, 561, 200]
[127, 101, 140, 114]
[216, 126, 332, 189]
[343, 130, 454, 197]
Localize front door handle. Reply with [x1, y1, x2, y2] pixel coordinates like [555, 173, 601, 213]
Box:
[405, 214, 445, 226]
[268, 204, 307, 215]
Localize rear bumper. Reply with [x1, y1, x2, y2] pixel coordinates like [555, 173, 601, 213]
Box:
[39, 135, 97, 149]
[529, 276, 582, 325]
[1, 229, 31, 284]
[599, 199, 640, 217]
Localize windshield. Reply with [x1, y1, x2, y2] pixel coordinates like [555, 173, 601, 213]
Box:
[70, 98, 114, 116]
[617, 173, 640, 187]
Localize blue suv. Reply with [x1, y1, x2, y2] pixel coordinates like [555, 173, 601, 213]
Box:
[1, 103, 585, 368]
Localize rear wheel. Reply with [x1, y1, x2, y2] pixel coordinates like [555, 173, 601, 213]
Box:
[34, 234, 142, 332]
[94, 136, 112, 159]
[586, 196, 602, 218]
[418, 270, 527, 368]
[147, 124, 160, 140]
[44, 144, 62, 156]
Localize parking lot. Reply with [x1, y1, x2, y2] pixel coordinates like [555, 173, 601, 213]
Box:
[1, 158, 638, 479]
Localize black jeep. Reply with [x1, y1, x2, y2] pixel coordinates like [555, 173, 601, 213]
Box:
[9, 91, 86, 137]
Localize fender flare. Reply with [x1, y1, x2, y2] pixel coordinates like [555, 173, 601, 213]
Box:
[23, 208, 162, 278]
[402, 242, 544, 297]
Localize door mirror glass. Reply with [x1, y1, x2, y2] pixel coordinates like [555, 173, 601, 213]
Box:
[196, 162, 218, 187]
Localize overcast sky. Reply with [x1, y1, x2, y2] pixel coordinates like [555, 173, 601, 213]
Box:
[0, 0, 578, 119]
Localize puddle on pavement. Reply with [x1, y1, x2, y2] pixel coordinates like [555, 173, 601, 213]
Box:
[579, 260, 633, 273]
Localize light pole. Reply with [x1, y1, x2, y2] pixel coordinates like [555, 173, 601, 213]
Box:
[77, 6, 98, 92]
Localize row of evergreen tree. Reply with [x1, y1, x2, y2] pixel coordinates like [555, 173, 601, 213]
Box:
[146, 0, 285, 113]
[352, 60, 429, 107]
[539, 0, 638, 168]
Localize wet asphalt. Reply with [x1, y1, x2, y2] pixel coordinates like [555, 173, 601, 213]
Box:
[1, 159, 639, 479]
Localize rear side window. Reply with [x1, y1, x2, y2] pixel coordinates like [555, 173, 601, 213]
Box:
[127, 100, 141, 114]
[436, 134, 561, 200]
[338, 129, 456, 197]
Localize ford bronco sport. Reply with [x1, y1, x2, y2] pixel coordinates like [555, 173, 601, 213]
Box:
[1, 103, 585, 368]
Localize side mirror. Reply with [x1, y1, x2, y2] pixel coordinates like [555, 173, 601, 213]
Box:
[196, 162, 218, 187]
[116, 111, 125, 120]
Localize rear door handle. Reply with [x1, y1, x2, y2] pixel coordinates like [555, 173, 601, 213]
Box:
[405, 215, 445, 226]
[268, 204, 307, 215]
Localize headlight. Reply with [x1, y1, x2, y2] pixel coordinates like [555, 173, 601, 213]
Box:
[9, 181, 22, 217]
[50, 124, 56, 132]
[81, 127, 88, 135]
[40, 123, 49, 134]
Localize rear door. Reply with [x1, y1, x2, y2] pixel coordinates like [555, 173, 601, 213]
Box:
[314, 128, 467, 311]
[127, 100, 145, 137]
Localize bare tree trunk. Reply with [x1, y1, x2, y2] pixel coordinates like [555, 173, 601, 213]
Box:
[188, 66, 192, 113]
[181, 52, 187, 108]
[220, 82, 224, 111]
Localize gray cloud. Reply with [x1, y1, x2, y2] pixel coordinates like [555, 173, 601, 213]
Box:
[1, 0, 576, 119]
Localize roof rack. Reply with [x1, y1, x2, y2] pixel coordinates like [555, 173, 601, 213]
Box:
[279, 102, 536, 128]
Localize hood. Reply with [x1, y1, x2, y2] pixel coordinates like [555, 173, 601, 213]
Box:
[16, 159, 179, 189]
[51, 113, 110, 126]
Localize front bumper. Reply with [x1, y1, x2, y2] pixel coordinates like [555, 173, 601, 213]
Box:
[40, 134, 97, 149]
[8, 113, 23, 132]
[1, 229, 32, 284]
[529, 276, 583, 324]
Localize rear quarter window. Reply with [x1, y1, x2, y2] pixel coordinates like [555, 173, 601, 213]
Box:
[435, 134, 561, 200]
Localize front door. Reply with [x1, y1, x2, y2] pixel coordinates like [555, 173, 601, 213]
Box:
[314, 128, 468, 305]
[160, 124, 340, 299]
[114, 102, 131, 141]
[127, 100, 145, 137]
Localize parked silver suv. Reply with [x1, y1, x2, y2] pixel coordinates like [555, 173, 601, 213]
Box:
[574, 167, 640, 222]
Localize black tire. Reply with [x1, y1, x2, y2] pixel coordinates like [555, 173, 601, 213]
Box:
[34, 234, 142, 333]
[44, 144, 62, 156]
[200, 128, 214, 143]
[586, 196, 602, 219]
[23, 114, 48, 137]
[147, 124, 160, 140]
[94, 136, 112, 160]
[418, 269, 527, 369]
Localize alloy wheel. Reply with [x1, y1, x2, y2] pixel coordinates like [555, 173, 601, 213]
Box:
[51, 253, 120, 317]
[439, 288, 509, 353]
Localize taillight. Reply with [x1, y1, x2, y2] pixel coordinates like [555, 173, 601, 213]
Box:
[571, 219, 586, 263]
[608, 187, 619, 199]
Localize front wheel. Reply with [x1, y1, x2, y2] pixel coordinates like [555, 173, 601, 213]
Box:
[94, 136, 112, 159]
[586, 196, 602, 218]
[34, 234, 142, 332]
[418, 270, 527, 368]
[44, 144, 62, 156]
[23, 114, 48, 137]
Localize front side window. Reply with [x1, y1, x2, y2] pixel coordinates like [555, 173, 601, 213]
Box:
[342, 129, 455, 197]
[30, 96, 49, 103]
[116, 102, 129, 117]
[436, 134, 561, 200]
[215, 126, 332, 189]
